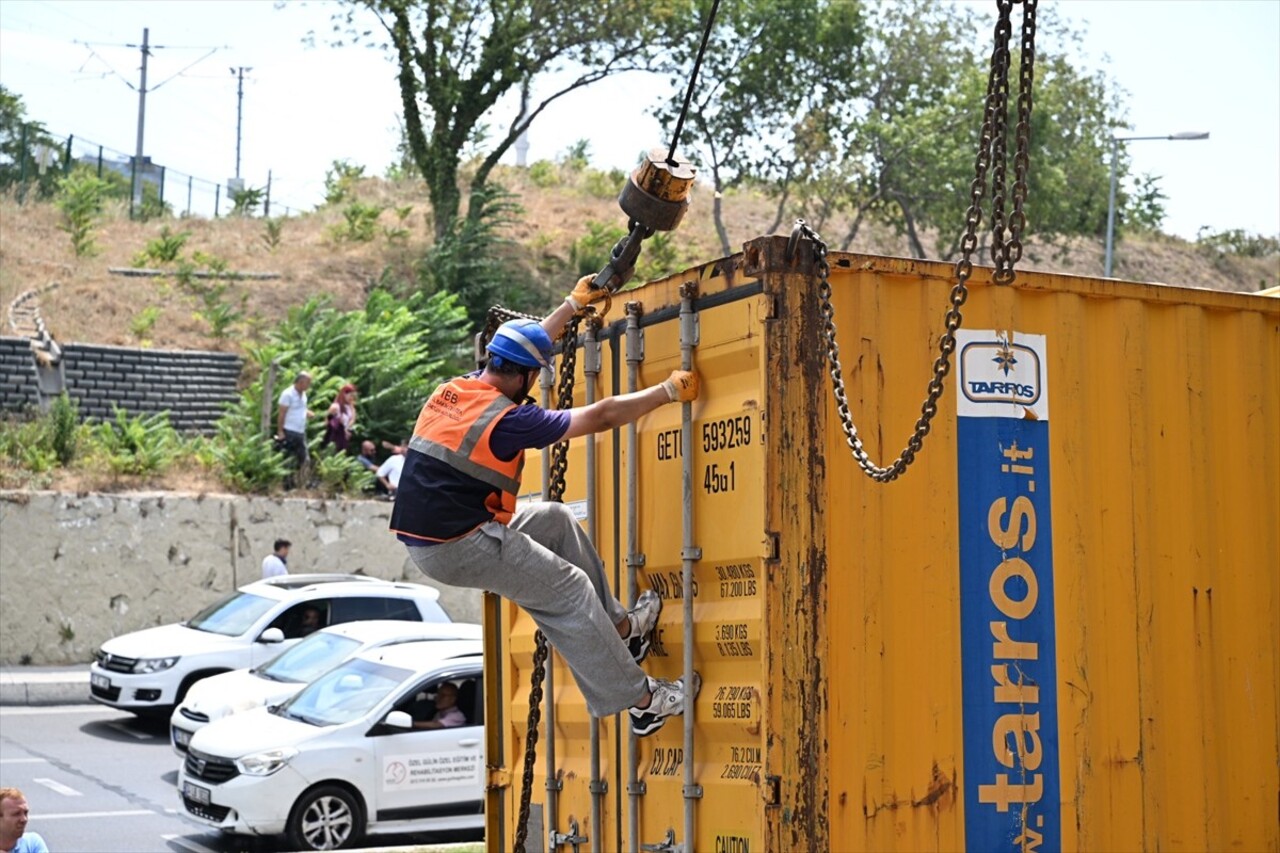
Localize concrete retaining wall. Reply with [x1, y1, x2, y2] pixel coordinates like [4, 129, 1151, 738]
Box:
[0, 491, 482, 665]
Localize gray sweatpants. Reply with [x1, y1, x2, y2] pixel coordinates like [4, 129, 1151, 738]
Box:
[407, 501, 648, 717]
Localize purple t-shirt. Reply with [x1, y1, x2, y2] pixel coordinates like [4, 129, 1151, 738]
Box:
[490, 405, 571, 460]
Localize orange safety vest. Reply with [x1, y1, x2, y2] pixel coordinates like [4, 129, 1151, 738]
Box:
[391, 378, 523, 541]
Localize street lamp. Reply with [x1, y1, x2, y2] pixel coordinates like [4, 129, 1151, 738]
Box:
[1105, 131, 1210, 277]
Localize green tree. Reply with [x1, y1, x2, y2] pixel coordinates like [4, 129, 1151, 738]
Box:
[652, 0, 869, 257]
[0, 86, 61, 198]
[784, 1, 1127, 259]
[325, 0, 688, 239]
[220, 289, 471, 460]
[0, 87, 64, 199]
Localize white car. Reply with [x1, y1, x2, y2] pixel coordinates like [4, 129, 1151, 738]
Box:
[91, 574, 452, 718]
[170, 619, 482, 755]
[179, 640, 484, 851]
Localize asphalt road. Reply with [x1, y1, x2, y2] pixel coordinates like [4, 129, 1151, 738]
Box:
[0, 704, 482, 853]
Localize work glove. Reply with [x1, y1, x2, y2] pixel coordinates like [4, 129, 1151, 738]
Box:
[660, 370, 699, 403]
[565, 274, 611, 313]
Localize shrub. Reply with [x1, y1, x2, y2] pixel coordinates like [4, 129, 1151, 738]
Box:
[324, 160, 365, 206]
[88, 408, 179, 476]
[262, 218, 285, 251]
[570, 220, 628, 277]
[55, 168, 112, 257]
[48, 393, 81, 466]
[211, 422, 290, 493]
[528, 160, 559, 188]
[131, 305, 162, 341]
[230, 186, 265, 217]
[134, 226, 190, 266]
[332, 201, 385, 243]
[312, 450, 374, 497]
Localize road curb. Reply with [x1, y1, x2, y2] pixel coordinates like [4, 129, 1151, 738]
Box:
[0, 668, 92, 706]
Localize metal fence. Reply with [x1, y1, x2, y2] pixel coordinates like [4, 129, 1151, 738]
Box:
[6, 123, 311, 219]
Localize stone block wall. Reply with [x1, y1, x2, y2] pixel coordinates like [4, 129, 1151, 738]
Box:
[0, 491, 483, 665]
[0, 336, 242, 432]
[0, 337, 40, 412]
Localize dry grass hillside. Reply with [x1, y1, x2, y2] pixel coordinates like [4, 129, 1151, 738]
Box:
[1, 164, 1276, 356]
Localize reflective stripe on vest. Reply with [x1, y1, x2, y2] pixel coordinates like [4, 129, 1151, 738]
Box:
[410, 379, 522, 505]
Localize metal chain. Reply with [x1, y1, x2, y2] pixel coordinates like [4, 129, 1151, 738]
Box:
[987, 1, 1014, 283]
[795, 0, 1035, 483]
[513, 316, 581, 853]
[1005, 0, 1038, 268]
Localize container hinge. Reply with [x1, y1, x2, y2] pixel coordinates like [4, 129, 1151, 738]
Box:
[764, 531, 780, 561]
[640, 828, 680, 853]
[589, 779, 608, 794]
[626, 780, 648, 796]
[681, 546, 702, 561]
[682, 783, 704, 799]
[626, 553, 647, 569]
[550, 818, 588, 852]
[765, 774, 781, 806]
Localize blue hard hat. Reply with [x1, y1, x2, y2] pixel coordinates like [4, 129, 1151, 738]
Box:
[487, 319, 553, 369]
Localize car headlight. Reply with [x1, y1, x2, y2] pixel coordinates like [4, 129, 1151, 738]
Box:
[235, 747, 298, 777]
[132, 656, 180, 674]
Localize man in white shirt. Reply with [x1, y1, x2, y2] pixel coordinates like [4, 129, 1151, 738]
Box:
[276, 371, 313, 486]
[262, 539, 290, 579]
[376, 442, 406, 499]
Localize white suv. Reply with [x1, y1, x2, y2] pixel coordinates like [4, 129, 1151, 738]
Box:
[169, 619, 482, 755]
[179, 640, 484, 850]
[91, 574, 451, 718]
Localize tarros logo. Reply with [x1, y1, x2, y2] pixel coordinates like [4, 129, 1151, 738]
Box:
[957, 333, 1048, 421]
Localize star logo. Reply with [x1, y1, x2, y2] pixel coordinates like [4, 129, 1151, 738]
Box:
[991, 343, 1018, 375]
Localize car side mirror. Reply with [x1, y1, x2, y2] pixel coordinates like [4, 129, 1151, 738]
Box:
[384, 710, 413, 729]
[258, 627, 285, 644]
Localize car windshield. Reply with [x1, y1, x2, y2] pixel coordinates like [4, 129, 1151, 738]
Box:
[256, 633, 362, 684]
[275, 657, 411, 727]
[184, 591, 277, 637]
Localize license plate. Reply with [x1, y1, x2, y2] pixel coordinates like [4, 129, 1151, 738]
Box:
[90, 673, 111, 690]
[172, 727, 192, 747]
[183, 781, 210, 805]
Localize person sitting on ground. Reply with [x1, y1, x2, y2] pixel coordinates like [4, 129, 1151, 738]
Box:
[412, 682, 466, 730]
[356, 440, 379, 472]
[0, 787, 49, 853]
[376, 440, 406, 499]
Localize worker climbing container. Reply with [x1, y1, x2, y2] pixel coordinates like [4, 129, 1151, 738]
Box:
[483, 235, 1280, 853]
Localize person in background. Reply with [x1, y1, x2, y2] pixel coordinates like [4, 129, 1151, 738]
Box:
[376, 440, 406, 499]
[322, 383, 358, 452]
[297, 605, 323, 637]
[275, 371, 313, 485]
[412, 682, 466, 730]
[261, 539, 290, 579]
[356, 440, 379, 473]
[391, 275, 702, 738]
[0, 787, 49, 853]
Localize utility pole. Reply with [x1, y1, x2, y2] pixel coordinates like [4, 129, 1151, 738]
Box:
[230, 66, 252, 180]
[130, 28, 151, 216]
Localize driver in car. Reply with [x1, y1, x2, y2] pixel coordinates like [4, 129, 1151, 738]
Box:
[412, 682, 465, 730]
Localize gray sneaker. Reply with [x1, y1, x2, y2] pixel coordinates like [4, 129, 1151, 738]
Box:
[629, 673, 700, 737]
[625, 589, 662, 663]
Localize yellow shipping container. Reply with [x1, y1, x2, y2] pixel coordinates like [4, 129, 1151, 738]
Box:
[484, 235, 1280, 852]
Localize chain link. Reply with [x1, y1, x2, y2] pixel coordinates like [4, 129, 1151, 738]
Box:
[513, 316, 580, 853]
[796, 0, 1036, 482]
